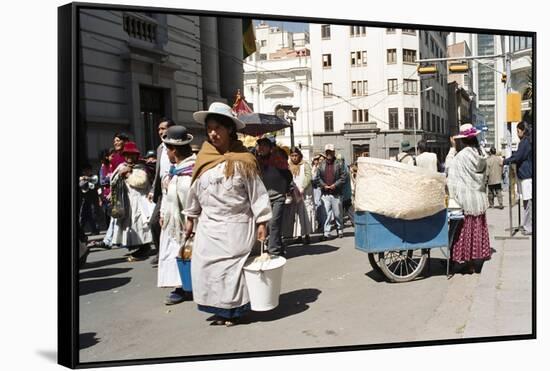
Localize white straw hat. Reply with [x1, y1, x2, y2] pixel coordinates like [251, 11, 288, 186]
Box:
[193, 102, 245, 130]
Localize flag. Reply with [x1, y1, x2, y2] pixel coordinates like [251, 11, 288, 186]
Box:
[242, 19, 256, 59]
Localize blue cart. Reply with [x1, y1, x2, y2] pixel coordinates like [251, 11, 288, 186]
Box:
[355, 209, 452, 282]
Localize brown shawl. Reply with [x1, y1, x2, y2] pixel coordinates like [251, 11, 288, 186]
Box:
[191, 140, 259, 183]
[288, 159, 304, 177]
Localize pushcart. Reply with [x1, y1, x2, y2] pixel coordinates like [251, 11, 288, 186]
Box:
[355, 209, 461, 282]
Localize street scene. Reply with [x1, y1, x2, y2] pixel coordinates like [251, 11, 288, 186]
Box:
[76, 9, 534, 364]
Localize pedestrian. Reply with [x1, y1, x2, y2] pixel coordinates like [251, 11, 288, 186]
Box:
[256, 136, 294, 257]
[184, 102, 272, 327]
[338, 154, 354, 226]
[144, 150, 157, 165]
[415, 140, 438, 172]
[314, 144, 348, 240]
[96, 133, 129, 249]
[396, 140, 416, 165]
[486, 147, 504, 209]
[446, 124, 491, 274]
[157, 126, 196, 305]
[99, 148, 115, 233]
[311, 154, 326, 232]
[148, 118, 176, 265]
[504, 121, 533, 235]
[79, 163, 100, 236]
[284, 147, 314, 244]
[111, 141, 154, 262]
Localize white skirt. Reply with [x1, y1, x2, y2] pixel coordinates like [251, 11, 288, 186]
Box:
[157, 231, 182, 288]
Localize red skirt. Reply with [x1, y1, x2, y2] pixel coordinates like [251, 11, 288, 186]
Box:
[451, 214, 492, 263]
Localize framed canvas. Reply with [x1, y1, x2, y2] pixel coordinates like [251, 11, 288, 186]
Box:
[58, 1, 536, 369]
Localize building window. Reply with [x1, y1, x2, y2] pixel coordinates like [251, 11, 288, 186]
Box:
[421, 109, 425, 130]
[351, 51, 366, 66]
[352, 109, 369, 123]
[388, 79, 398, 94]
[350, 26, 366, 37]
[478, 63, 495, 100]
[323, 83, 333, 97]
[432, 113, 436, 132]
[403, 49, 416, 63]
[386, 28, 396, 33]
[324, 111, 334, 132]
[402, 29, 416, 35]
[404, 108, 418, 129]
[478, 34, 495, 56]
[322, 54, 332, 68]
[431, 90, 435, 103]
[351, 80, 368, 96]
[260, 40, 267, 47]
[259, 53, 267, 60]
[430, 38, 435, 53]
[321, 25, 331, 39]
[389, 108, 399, 129]
[437, 116, 441, 133]
[442, 118, 446, 134]
[403, 79, 418, 94]
[424, 31, 428, 46]
[478, 104, 496, 145]
[436, 93, 440, 106]
[426, 112, 431, 131]
[511, 36, 533, 52]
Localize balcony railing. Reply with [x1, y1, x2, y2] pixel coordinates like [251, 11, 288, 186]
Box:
[123, 13, 157, 43]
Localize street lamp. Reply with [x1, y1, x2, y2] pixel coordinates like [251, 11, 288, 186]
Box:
[417, 86, 433, 155]
[275, 104, 299, 149]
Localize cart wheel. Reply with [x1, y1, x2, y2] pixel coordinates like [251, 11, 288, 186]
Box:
[377, 249, 427, 283]
[367, 253, 385, 277]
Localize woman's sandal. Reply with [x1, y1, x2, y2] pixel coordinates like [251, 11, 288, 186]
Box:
[127, 255, 144, 262]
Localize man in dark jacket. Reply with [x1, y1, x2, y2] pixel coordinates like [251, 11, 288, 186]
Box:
[148, 118, 176, 264]
[256, 137, 293, 257]
[314, 144, 348, 240]
[504, 121, 533, 235]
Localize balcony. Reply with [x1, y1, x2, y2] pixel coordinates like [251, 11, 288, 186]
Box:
[123, 13, 157, 43]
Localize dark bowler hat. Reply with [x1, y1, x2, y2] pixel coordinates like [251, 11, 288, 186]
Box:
[256, 136, 275, 147]
[144, 150, 156, 159]
[162, 125, 194, 146]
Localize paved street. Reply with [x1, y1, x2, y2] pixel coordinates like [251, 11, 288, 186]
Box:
[79, 194, 532, 363]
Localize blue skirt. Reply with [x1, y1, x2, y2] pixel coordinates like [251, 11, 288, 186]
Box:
[198, 303, 251, 319]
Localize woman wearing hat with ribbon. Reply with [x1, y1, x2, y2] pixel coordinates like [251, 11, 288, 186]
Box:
[157, 126, 196, 305]
[183, 102, 272, 326]
[111, 141, 154, 261]
[446, 123, 491, 274]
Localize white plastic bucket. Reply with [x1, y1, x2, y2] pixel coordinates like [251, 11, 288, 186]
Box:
[243, 255, 286, 311]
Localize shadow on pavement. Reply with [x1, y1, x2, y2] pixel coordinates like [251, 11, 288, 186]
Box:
[81, 257, 128, 270]
[364, 269, 386, 283]
[242, 288, 322, 324]
[285, 244, 339, 259]
[36, 350, 57, 363]
[79, 268, 133, 280]
[79, 332, 100, 350]
[79, 277, 131, 296]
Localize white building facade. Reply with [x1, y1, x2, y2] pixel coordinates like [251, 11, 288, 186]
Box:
[243, 23, 314, 158]
[310, 24, 449, 163]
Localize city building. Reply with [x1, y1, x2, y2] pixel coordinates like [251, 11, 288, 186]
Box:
[447, 41, 475, 137]
[309, 24, 449, 163]
[448, 33, 533, 151]
[243, 22, 314, 158]
[79, 10, 244, 165]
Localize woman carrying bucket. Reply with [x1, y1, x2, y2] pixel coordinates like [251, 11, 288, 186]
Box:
[184, 102, 272, 327]
[157, 126, 196, 305]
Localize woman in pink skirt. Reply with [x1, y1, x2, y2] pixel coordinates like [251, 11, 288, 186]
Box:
[445, 123, 492, 274]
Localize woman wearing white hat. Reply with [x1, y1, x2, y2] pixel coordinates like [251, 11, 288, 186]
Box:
[446, 123, 492, 274]
[184, 102, 272, 326]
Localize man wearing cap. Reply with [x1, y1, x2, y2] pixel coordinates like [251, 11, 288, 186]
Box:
[256, 137, 294, 256]
[314, 144, 348, 240]
[396, 140, 416, 165]
[148, 118, 176, 265]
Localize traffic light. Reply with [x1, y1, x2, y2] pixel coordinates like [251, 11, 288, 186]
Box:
[448, 63, 469, 73]
[417, 65, 438, 75]
[501, 73, 507, 83]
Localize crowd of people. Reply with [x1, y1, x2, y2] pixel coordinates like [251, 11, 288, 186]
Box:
[78, 102, 533, 324]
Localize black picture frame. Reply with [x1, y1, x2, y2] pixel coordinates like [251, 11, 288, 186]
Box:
[58, 2, 536, 369]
